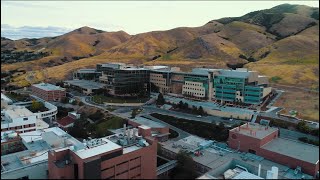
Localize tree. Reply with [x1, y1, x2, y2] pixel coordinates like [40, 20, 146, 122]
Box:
[131, 109, 138, 119]
[156, 93, 165, 105]
[192, 105, 198, 114]
[172, 151, 198, 179]
[178, 101, 184, 109]
[198, 106, 205, 115]
[60, 97, 69, 104]
[78, 101, 84, 106]
[31, 100, 44, 112]
[71, 100, 77, 105]
[183, 102, 189, 110]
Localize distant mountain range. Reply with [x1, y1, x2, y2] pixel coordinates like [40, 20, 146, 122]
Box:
[1, 4, 319, 88]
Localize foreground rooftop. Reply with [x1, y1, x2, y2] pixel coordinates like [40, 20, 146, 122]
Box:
[262, 138, 319, 164]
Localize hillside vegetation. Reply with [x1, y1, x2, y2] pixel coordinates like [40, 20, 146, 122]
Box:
[1, 4, 319, 90]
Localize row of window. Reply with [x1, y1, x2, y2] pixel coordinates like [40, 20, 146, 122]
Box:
[183, 87, 204, 91]
[185, 82, 202, 86]
[183, 91, 205, 96]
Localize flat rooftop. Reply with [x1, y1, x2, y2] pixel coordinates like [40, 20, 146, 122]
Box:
[77, 69, 97, 73]
[131, 117, 166, 128]
[3, 105, 34, 119]
[74, 137, 122, 159]
[1, 127, 85, 174]
[261, 138, 319, 164]
[162, 135, 314, 179]
[230, 123, 278, 139]
[64, 80, 106, 90]
[32, 83, 65, 91]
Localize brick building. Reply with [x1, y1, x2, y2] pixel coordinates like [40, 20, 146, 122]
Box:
[31, 83, 66, 101]
[228, 123, 319, 177]
[128, 117, 170, 142]
[48, 125, 157, 179]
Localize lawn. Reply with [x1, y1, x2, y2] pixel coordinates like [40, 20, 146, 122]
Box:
[273, 90, 319, 122]
[92, 95, 150, 104]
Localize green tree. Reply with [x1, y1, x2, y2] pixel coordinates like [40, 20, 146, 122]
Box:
[191, 105, 198, 114]
[172, 151, 198, 179]
[71, 100, 77, 105]
[60, 97, 69, 104]
[198, 106, 205, 115]
[78, 101, 84, 106]
[156, 93, 165, 105]
[31, 100, 44, 112]
[131, 109, 138, 119]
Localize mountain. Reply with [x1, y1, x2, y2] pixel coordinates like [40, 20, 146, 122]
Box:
[1, 4, 319, 88]
[1, 26, 131, 69]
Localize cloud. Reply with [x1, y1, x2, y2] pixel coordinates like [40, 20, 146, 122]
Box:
[1, 24, 72, 40]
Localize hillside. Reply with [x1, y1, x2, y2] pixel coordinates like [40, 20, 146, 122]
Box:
[1, 26, 131, 68]
[1, 4, 319, 89]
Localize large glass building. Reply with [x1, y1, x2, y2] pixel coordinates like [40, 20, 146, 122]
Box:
[97, 63, 150, 96]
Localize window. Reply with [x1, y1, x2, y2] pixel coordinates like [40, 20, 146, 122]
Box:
[23, 117, 28, 121]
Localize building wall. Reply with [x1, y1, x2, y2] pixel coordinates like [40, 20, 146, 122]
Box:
[262, 87, 272, 98]
[182, 81, 206, 98]
[228, 129, 263, 152]
[228, 126, 318, 177]
[150, 73, 170, 94]
[48, 138, 157, 179]
[31, 86, 66, 101]
[100, 138, 157, 179]
[258, 148, 319, 177]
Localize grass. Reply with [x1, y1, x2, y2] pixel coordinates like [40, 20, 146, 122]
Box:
[92, 95, 149, 104]
[274, 90, 319, 121]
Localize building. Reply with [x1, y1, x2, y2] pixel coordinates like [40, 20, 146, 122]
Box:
[1, 105, 49, 133]
[1, 131, 26, 155]
[228, 122, 319, 177]
[64, 79, 106, 95]
[72, 64, 272, 106]
[73, 68, 102, 80]
[48, 125, 157, 179]
[97, 63, 150, 96]
[210, 68, 272, 105]
[57, 112, 80, 129]
[1, 126, 157, 179]
[161, 135, 314, 179]
[128, 116, 170, 142]
[149, 67, 180, 94]
[31, 83, 66, 101]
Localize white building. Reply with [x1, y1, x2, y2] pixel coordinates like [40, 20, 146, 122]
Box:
[1, 127, 86, 179]
[1, 105, 49, 133]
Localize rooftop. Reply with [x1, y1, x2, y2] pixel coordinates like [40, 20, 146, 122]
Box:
[57, 116, 75, 127]
[217, 69, 252, 79]
[261, 138, 319, 164]
[74, 137, 122, 159]
[32, 83, 65, 91]
[1, 127, 85, 174]
[1, 93, 13, 104]
[131, 116, 166, 128]
[162, 135, 314, 179]
[230, 123, 278, 139]
[232, 171, 263, 179]
[3, 105, 34, 119]
[64, 79, 106, 90]
[77, 69, 98, 73]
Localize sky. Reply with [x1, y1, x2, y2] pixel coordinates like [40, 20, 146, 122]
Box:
[1, 1, 319, 39]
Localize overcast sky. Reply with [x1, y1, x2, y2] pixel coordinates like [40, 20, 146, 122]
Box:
[1, 1, 319, 39]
